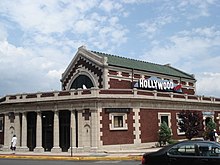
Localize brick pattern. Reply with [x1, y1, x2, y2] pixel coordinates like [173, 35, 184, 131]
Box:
[62, 57, 103, 90]
[139, 109, 206, 142]
[100, 109, 135, 145]
[109, 78, 131, 89]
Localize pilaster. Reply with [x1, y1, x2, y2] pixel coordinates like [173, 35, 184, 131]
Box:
[51, 110, 61, 152]
[34, 111, 44, 152]
[21, 112, 28, 151]
[133, 108, 141, 145]
[68, 110, 77, 153]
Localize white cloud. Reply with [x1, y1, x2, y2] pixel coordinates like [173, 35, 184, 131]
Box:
[138, 15, 173, 39]
[142, 26, 220, 68]
[197, 72, 220, 97]
[47, 69, 63, 79]
[74, 19, 96, 34]
[177, 0, 217, 19]
[0, 0, 99, 34]
[0, 24, 8, 41]
[140, 26, 220, 97]
[99, 0, 123, 13]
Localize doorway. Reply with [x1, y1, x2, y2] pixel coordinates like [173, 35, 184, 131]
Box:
[59, 110, 70, 152]
[27, 112, 36, 151]
[42, 111, 54, 152]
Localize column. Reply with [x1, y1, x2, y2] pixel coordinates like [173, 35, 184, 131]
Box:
[34, 111, 44, 152]
[3, 113, 10, 150]
[51, 111, 61, 152]
[21, 112, 28, 151]
[133, 108, 141, 145]
[68, 110, 76, 153]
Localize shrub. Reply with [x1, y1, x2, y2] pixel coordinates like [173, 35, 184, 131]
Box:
[158, 121, 172, 146]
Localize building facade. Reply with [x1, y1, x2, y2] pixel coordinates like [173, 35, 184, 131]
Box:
[0, 46, 220, 152]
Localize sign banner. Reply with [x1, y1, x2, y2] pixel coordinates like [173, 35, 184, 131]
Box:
[105, 108, 131, 113]
[134, 76, 182, 93]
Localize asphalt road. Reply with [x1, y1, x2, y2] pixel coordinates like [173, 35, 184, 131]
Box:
[0, 159, 140, 165]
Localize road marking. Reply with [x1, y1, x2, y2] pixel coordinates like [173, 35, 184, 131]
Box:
[95, 160, 121, 163]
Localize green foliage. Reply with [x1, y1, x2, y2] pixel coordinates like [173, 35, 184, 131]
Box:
[178, 110, 203, 140]
[158, 121, 172, 146]
[207, 120, 216, 131]
[204, 120, 216, 140]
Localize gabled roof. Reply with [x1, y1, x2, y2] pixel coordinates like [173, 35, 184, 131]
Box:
[91, 51, 195, 80]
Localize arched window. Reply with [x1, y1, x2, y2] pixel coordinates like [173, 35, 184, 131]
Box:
[70, 75, 94, 89]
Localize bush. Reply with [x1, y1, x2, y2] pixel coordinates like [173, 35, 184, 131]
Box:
[158, 121, 172, 146]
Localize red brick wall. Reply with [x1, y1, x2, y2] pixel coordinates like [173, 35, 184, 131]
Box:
[140, 109, 190, 142]
[100, 109, 135, 145]
[140, 109, 159, 142]
[109, 78, 131, 89]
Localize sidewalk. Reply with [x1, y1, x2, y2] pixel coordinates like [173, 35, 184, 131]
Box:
[0, 147, 160, 161]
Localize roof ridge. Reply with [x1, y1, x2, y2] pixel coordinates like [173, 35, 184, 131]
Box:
[90, 50, 195, 80]
[91, 50, 164, 67]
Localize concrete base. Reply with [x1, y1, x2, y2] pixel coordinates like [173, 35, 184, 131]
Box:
[68, 147, 77, 153]
[18, 146, 29, 152]
[34, 147, 44, 153]
[51, 147, 62, 153]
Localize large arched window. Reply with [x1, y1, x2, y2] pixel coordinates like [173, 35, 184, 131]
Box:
[70, 75, 94, 89]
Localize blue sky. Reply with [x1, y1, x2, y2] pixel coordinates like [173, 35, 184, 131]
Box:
[0, 0, 220, 97]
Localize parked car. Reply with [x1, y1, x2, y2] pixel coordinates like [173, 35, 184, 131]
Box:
[141, 140, 220, 165]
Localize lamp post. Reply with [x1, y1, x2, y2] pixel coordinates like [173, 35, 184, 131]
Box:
[70, 126, 72, 157]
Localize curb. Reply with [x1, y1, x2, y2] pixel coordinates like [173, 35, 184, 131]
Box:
[0, 155, 142, 161]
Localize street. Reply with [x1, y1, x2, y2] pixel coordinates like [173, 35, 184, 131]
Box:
[0, 159, 140, 165]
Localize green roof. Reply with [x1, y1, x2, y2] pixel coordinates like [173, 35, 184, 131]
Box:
[91, 51, 195, 80]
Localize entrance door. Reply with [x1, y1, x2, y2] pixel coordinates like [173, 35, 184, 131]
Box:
[42, 111, 54, 152]
[59, 110, 70, 152]
[27, 112, 36, 151]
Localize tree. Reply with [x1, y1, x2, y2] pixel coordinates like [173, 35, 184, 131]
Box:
[204, 120, 216, 140]
[178, 110, 203, 140]
[158, 121, 172, 146]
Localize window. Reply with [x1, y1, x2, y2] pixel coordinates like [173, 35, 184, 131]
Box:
[168, 144, 195, 156]
[158, 113, 171, 127]
[109, 113, 128, 130]
[168, 142, 220, 157]
[0, 117, 3, 132]
[114, 116, 123, 128]
[197, 143, 220, 157]
[176, 113, 185, 135]
[70, 75, 94, 89]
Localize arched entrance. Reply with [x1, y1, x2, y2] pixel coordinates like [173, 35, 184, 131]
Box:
[70, 75, 94, 89]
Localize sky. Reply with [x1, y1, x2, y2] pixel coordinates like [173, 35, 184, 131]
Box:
[0, 0, 220, 98]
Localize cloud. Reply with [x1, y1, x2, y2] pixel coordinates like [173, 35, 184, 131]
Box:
[138, 15, 173, 39]
[197, 72, 220, 97]
[0, 23, 8, 41]
[99, 0, 123, 13]
[140, 26, 220, 97]
[177, 0, 217, 19]
[0, 0, 98, 34]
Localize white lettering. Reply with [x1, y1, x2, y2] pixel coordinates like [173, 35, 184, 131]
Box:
[139, 79, 144, 88]
[137, 77, 178, 92]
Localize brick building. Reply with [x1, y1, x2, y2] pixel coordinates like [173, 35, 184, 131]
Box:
[0, 46, 220, 152]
